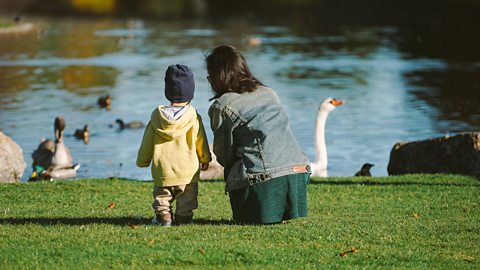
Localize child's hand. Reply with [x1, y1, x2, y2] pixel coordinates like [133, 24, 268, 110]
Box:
[200, 163, 209, 171]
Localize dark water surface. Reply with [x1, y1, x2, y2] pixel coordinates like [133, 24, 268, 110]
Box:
[0, 16, 479, 181]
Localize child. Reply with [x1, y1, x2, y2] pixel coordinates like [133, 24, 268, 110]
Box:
[136, 64, 212, 226]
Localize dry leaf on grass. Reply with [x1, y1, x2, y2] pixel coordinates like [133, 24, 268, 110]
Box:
[413, 213, 421, 219]
[106, 202, 116, 209]
[338, 247, 358, 257]
[128, 224, 140, 229]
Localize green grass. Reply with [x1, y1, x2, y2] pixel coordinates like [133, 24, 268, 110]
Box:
[1, 175, 479, 269]
[0, 23, 13, 28]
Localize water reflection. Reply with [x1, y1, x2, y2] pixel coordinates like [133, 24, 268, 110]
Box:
[0, 16, 479, 181]
[405, 69, 480, 130]
[0, 65, 118, 100]
[59, 65, 118, 93]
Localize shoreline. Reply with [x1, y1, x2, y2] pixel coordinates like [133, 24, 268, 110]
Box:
[0, 22, 36, 35]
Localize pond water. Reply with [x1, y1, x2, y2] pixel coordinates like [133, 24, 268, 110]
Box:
[0, 17, 479, 181]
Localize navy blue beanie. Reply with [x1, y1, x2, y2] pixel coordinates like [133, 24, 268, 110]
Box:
[164, 64, 195, 103]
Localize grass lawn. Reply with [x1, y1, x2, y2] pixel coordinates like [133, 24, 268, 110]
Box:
[0, 175, 479, 269]
[0, 23, 13, 28]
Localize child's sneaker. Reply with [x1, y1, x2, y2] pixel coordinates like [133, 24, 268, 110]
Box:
[152, 213, 172, 227]
[151, 218, 172, 227]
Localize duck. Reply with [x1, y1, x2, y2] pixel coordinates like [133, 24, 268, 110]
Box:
[30, 117, 80, 181]
[115, 119, 144, 129]
[310, 97, 344, 177]
[13, 14, 21, 23]
[354, 163, 374, 177]
[74, 125, 90, 144]
[97, 94, 111, 109]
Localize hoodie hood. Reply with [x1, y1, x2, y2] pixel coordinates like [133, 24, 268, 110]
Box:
[150, 105, 197, 140]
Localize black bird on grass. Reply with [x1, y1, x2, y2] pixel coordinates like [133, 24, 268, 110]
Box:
[354, 163, 374, 177]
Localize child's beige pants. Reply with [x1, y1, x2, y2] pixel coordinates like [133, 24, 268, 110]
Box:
[152, 182, 198, 220]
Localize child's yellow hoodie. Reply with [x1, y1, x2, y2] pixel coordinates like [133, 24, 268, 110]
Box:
[136, 105, 212, 187]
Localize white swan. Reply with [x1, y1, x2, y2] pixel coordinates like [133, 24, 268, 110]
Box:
[310, 97, 344, 177]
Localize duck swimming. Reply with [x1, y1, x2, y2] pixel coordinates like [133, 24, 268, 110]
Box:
[115, 119, 144, 129]
[97, 94, 111, 109]
[74, 124, 89, 144]
[30, 117, 80, 181]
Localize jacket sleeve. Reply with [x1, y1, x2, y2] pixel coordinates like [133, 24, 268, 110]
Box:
[196, 113, 212, 164]
[208, 105, 237, 170]
[136, 121, 154, 167]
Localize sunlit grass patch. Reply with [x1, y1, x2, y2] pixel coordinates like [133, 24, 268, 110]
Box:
[0, 175, 479, 269]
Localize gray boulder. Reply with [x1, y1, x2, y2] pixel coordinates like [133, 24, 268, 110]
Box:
[0, 131, 26, 183]
[388, 132, 480, 177]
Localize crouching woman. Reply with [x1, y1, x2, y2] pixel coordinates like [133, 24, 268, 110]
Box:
[206, 45, 311, 224]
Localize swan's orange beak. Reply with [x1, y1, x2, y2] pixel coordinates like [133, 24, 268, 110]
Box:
[331, 99, 344, 107]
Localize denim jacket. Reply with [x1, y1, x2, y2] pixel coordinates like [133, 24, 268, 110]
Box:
[208, 86, 310, 192]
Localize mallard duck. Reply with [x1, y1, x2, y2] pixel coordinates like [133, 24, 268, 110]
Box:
[310, 98, 344, 177]
[97, 94, 111, 109]
[30, 117, 80, 181]
[74, 125, 89, 144]
[115, 119, 144, 129]
[354, 163, 374, 177]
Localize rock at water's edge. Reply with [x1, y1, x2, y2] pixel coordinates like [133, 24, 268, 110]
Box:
[388, 132, 480, 177]
[0, 131, 26, 183]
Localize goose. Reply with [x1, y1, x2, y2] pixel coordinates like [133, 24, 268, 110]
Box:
[354, 163, 374, 177]
[30, 117, 80, 181]
[115, 119, 144, 129]
[310, 97, 344, 177]
[74, 124, 90, 144]
[97, 94, 111, 109]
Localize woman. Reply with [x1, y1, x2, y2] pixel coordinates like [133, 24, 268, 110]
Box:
[206, 45, 311, 224]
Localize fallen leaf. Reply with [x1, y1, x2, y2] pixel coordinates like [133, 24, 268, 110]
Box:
[338, 247, 358, 257]
[106, 202, 116, 209]
[128, 224, 140, 229]
[413, 213, 421, 219]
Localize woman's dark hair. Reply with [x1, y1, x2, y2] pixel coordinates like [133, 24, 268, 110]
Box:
[206, 45, 264, 99]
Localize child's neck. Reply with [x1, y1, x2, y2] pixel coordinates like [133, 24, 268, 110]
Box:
[171, 102, 189, 106]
